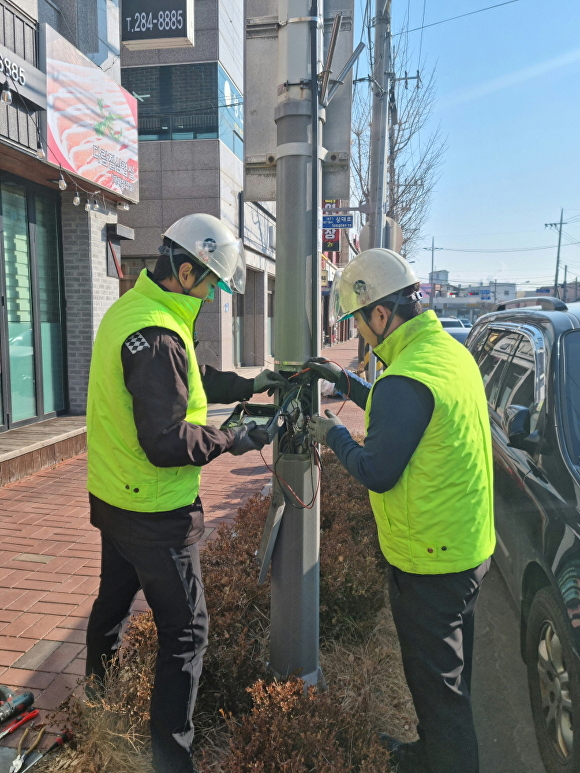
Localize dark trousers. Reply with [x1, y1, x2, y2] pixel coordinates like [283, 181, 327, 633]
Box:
[86, 532, 208, 773]
[387, 558, 490, 773]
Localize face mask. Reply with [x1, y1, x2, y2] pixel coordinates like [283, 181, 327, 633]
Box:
[205, 286, 215, 302]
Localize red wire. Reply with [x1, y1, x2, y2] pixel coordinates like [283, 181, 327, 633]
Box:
[321, 360, 351, 415]
[259, 448, 322, 509]
[256, 358, 350, 507]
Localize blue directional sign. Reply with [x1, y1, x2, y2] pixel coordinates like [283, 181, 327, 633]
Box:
[322, 215, 354, 228]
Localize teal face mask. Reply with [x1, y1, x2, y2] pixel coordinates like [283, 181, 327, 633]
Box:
[205, 286, 216, 302]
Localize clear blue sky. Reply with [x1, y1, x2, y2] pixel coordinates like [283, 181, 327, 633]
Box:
[356, 0, 580, 288]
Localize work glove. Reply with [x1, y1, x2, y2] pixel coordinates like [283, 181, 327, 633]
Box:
[253, 369, 289, 395]
[308, 410, 344, 446]
[303, 357, 342, 384]
[229, 421, 266, 456]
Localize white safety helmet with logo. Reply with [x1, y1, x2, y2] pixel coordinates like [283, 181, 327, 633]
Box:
[162, 213, 246, 294]
[329, 247, 420, 325]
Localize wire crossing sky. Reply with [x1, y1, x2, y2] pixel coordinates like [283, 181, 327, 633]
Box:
[356, 0, 580, 286]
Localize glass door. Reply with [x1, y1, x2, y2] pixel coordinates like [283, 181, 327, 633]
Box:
[0, 175, 66, 429]
[35, 196, 65, 414]
[1, 182, 36, 424]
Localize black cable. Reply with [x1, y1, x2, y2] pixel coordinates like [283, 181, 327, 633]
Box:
[393, 0, 520, 37]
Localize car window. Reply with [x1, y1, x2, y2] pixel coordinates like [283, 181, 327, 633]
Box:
[496, 337, 535, 418]
[561, 331, 580, 466]
[477, 330, 521, 407]
[441, 319, 462, 328]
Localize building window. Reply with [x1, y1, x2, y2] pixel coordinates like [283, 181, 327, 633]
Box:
[121, 63, 244, 159]
[77, 0, 120, 69]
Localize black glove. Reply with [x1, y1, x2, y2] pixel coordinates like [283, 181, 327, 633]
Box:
[253, 369, 289, 396]
[303, 357, 342, 384]
[229, 421, 266, 456]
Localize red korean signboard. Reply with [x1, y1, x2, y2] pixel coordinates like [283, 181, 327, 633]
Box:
[322, 199, 340, 251]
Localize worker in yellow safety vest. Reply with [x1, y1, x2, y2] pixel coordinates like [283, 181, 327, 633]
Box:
[306, 248, 494, 773]
[85, 213, 286, 773]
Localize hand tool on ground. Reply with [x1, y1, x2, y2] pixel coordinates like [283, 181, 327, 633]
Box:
[21, 730, 73, 772]
[9, 727, 45, 773]
[0, 711, 39, 741]
[0, 692, 35, 725]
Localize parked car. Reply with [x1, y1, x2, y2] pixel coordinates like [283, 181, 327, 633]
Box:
[459, 318, 473, 328]
[465, 296, 580, 773]
[438, 316, 470, 344]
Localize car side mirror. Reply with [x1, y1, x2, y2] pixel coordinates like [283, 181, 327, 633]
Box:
[504, 404, 541, 453]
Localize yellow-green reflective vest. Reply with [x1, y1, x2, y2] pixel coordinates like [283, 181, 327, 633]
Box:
[364, 310, 495, 574]
[87, 269, 208, 512]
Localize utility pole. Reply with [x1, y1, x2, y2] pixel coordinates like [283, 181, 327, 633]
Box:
[563, 265, 568, 303]
[494, 279, 497, 304]
[269, 0, 322, 687]
[545, 208, 567, 299]
[423, 238, 442, 310]
[367, 0, 391, 250]
[365, 0, 390, 384]
[576, 276, 578, 302]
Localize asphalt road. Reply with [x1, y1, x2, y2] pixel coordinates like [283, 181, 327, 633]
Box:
[472, 559, 546, 773]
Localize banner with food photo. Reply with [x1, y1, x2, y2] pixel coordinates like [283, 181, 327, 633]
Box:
[43, 25, 139, 202]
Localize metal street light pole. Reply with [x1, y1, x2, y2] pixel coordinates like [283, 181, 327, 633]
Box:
[269, 0, 323, 687]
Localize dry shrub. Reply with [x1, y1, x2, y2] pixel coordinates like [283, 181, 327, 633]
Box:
[321, 606, 417, 745]
[203, 678, 391, 773]
[196, 493, 271, 720]
[319, 446, 386, 639]
[30, 689, 153, 773]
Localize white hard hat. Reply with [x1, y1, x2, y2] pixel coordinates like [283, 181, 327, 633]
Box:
[162, 213, 246, 294]
[330, 248, 419, 324]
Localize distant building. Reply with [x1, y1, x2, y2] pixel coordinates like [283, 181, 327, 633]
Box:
[422, 271, 517, 320]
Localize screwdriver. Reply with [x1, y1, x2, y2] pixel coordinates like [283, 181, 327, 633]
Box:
[20, 729, 73, 772]
[0, 710, 39, 741]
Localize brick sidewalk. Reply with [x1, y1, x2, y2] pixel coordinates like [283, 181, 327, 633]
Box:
[0, 337, 364, 747]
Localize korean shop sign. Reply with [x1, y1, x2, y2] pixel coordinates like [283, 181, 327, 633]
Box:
[122, 0, 195, 50]
[42, 25, 139, 202]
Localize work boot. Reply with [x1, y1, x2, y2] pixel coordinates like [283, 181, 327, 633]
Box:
[379, 734, 432, 773]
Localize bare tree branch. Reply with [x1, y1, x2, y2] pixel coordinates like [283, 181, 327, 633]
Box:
[350, 35, 446, 258]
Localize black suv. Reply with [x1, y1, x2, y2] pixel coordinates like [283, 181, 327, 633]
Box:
[466, 297, 580, 773]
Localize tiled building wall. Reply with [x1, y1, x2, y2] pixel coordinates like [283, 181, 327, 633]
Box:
[60, 195, 119, 414]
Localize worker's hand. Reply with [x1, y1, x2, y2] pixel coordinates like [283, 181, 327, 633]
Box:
[229, 421, 266, 456]
[253, 369, 288, 395]
[303, 357, 342, 384]
[308, 410, 343, 445]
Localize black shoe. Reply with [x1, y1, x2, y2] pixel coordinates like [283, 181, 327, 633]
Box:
[378, 734, 431, 773]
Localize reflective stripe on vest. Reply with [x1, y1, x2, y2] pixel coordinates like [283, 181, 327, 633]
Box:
[364, 310, 495, 574]
[87, 270, 208, 512]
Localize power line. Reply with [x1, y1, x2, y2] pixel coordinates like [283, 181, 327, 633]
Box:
[393, 0, 520, 37]
[417, 0, 427, 65]
[421, 242, 580, 253]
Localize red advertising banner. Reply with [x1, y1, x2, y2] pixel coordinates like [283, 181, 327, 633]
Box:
[44, 25, 139, 202]
[322, 199, 339, 251]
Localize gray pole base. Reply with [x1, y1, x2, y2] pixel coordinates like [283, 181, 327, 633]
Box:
[269, 453, 321, 684]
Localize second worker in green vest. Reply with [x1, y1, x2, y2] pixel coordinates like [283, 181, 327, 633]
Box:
[85, 213, 287, 773]
[306, 248, 494, 773]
